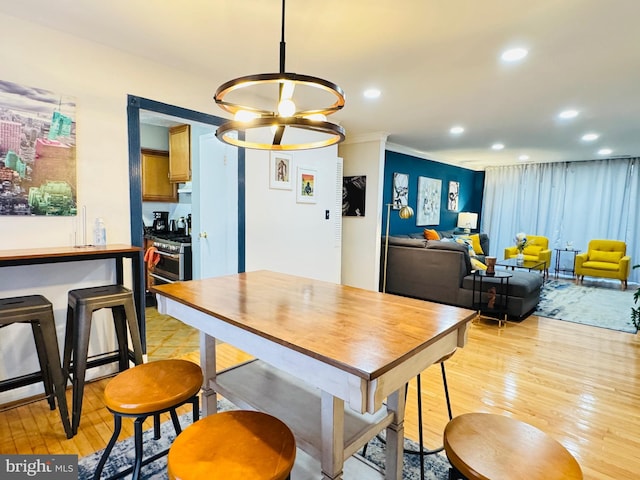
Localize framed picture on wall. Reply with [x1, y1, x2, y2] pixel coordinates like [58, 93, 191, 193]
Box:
[448, 181, 459, 211]
[296, 166, 317, 203]
[392, 172, 409, 210]
[416, 176, 441, 226]
[342, 175, 366, 216]
[269, 152, 293, 190]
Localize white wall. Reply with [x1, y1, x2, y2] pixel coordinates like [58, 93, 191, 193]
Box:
[245, 128, 342, 284]
[338, 135, 387, 290]
[0, 13, 342, 403]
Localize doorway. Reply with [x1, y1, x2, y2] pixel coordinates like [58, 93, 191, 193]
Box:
[126, 95, 246, 351]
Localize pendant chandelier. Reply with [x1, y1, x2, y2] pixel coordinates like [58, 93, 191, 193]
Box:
[214, 0, 346, 151]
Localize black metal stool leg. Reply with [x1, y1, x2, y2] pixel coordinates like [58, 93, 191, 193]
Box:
[170, 409, 182, 435]
[30, 321, 55, 410]
[153, 414, 161, 439]
[417, 373, 425, 480]
[131, 416, 145, 480]
[441, 362, 453, 421]
[94, 414, 123, 480]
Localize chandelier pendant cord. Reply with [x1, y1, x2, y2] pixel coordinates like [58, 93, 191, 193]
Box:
[213, 0, 346, 150]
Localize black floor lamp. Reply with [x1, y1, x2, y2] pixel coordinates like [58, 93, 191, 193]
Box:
[382, 203, 414, 293]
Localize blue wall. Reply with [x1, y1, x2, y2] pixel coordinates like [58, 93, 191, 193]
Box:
[383, 150, 485, 235]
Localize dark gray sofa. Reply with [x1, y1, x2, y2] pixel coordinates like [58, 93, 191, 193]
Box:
[383, 236, 543, 319]
[402, 230, 490, 263]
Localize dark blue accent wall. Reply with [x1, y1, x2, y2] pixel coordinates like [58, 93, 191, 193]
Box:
[383, 150, 485, 235]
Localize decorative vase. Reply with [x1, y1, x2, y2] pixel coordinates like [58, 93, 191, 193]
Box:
[485, 256, 496, 275]
[516, 253, 525, 266]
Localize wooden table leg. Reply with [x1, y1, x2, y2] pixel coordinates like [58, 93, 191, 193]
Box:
[385, 388, 406, 480]
[321, 390, 345, 480]
[200, 332, 217, 416]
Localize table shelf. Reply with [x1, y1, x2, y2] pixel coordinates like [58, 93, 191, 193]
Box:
[554, 248, 580, 279]
[212, 359, 394, 461]
[472, 271, 511, 326]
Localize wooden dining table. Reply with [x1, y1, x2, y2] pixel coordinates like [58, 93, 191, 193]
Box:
[152, 270, 475, 480]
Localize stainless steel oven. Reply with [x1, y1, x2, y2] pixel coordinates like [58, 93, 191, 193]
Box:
[149, 236, 192, 285]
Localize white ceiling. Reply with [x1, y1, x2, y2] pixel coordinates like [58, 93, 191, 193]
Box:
[3, 0, 639, 170]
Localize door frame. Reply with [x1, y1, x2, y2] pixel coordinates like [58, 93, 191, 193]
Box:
[126, 95, 246, 350]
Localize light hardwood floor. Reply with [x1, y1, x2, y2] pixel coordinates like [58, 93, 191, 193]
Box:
[1, 307, 639, 480]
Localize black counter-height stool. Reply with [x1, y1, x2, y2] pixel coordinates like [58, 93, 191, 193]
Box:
[63, 284, 144, 436]
[362, 350, 456, 480]
[0, 295, 73, 439]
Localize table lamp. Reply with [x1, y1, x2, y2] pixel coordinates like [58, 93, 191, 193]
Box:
[382, 203, 414, 293]
[457, 212, 478, 234]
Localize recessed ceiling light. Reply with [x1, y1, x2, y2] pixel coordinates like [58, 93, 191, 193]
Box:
[558, 109, 579, 119]
[363, 88, 381, 99]
[491, 143, 505, 150]
[501, 47, 528, 62]
[450, 126, 464, 135]
[518, 154, 530, 161]
[581, 133, 599, 141]
[598, 148, 612, 155]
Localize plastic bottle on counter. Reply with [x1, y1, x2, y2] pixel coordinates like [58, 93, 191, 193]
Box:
[94, 218, 107, 246]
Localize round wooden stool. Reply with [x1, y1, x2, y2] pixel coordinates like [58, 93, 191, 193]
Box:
[443, 413, 583, 480]
[95, 359, 203, 480]
[167, 410, 296, 480]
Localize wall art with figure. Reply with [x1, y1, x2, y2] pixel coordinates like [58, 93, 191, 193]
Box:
[296, 166, 317, 203]
[269, 152, 292, 190]
[448, 181, 459, 211]
[0, 79, 77, 216]
[392, 172, 409, 210]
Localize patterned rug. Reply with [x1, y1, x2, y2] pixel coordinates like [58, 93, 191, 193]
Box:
[78, 399, 451, 480]
[534, 279, 638, 333]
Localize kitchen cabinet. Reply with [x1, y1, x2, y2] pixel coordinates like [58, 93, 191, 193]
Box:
[169, 124, 191, 182]
[141, 149, 177, 202]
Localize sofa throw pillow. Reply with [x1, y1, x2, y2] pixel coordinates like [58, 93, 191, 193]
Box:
[469, 233, 484, 255]
[453, 235, 476, 257]
[470, 257, 487, 271]
[590, 250, 623, 263]
[423, 229, 440, 241]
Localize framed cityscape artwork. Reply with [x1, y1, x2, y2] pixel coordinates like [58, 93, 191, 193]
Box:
[0, 79, 77, 216]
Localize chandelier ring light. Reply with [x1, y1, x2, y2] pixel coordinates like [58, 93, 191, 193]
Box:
[214, 0, 346, 151]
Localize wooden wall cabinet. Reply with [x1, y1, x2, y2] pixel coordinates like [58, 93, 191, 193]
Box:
[141, 149, 178, 202]
[169, 124, 191, 182]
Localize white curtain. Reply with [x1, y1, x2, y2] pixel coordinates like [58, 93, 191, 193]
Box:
[482, 158, 639, 283]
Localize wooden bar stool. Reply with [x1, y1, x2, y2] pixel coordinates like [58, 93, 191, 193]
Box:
[0, 295, 73, 439]
[62, 284, 144, 435]
[95, 359, 203, 480]
[167, 410, 296, 480]
[444, 413, 583, 480]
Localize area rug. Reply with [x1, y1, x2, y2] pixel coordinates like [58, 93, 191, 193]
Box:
[534, 279, 638, 333]
[78, 399, 451, 480]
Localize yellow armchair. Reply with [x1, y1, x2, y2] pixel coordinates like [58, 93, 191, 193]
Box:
[504, 234, 551, 276]
[575, 239, 630, 289]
